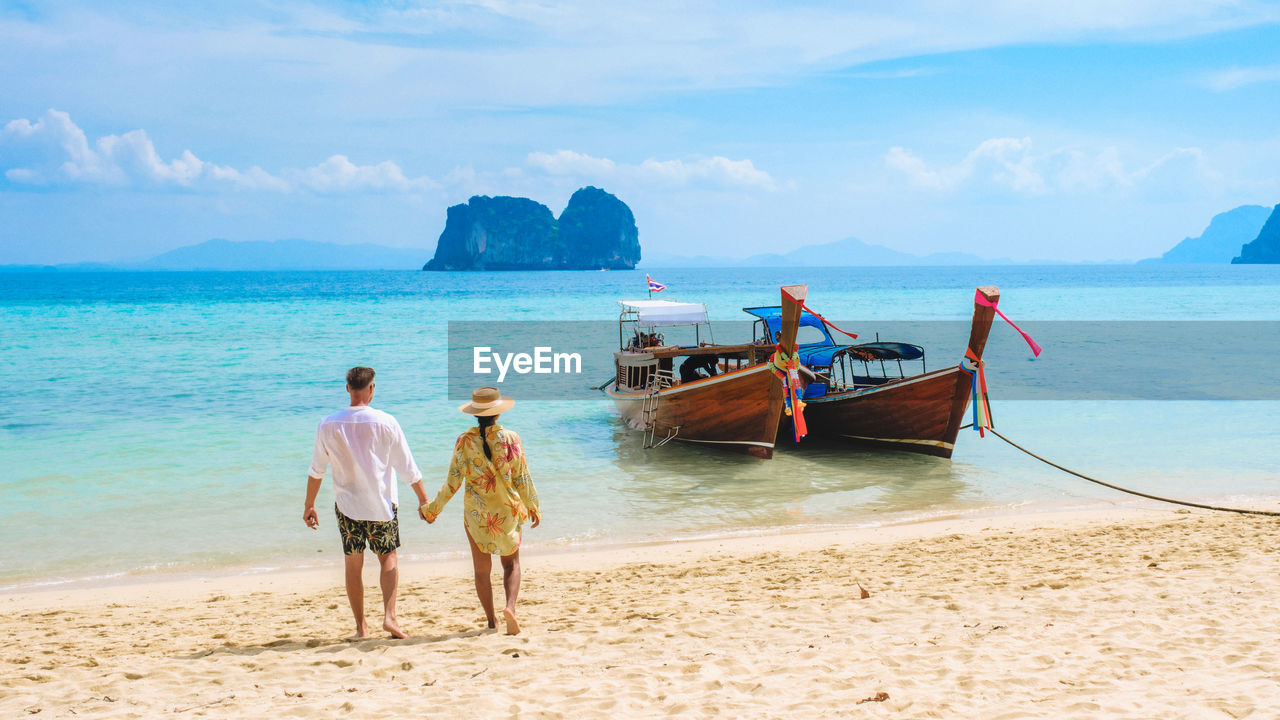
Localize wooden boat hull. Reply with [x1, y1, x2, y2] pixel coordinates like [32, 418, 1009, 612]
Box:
[785, 365, 971, 458]
[608, 364, 783, 459]
[607, 285, 805, 459]
[778, 285, 1001, 459]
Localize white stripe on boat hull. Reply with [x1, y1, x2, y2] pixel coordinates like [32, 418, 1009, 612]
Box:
[680, 438, 775, 448]
[837, 434, 954, 450]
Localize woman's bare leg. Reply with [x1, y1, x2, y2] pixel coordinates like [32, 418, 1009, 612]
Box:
[500, 550, 521, 635]
[467, 531, 497, 628]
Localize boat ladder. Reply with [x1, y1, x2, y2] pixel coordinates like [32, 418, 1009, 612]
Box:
[640, 371, 676, 448]
[648, 425, 680, 448]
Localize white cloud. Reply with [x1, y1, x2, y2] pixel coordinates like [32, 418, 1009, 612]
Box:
[526, 149, 776, 190]
[884, 146, 957, 191]
[3, 110, 207, 186]
[289, 155, 434, 193]
[527, 150, 617, 177]
[1, 109, 432, 194]
[839, 67, 943, 80]
[886, 138, 1045, 193]
[10, 1, 1275, 115]
[95, 130, 204, 185]
[5, 168, 42, 183]
[1201, 64, 1280, 91]
[884, 138, 1222, 198]
[206, 163, 292, 192]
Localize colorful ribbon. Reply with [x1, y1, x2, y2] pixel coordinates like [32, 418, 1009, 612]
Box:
[958, 348, 993, 436]
[974, 290, 1041, 357]
[769, 343, 808, 442]
[800, 302, 858, 341]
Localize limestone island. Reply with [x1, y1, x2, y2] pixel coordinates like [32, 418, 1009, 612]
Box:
[1232, 203, 1280, 264]
[423, 186, 641, 270]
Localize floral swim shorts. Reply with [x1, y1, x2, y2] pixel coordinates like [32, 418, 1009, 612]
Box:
[335, 504, 401, 556]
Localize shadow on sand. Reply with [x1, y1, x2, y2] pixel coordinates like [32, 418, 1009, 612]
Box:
[182, 627, 502, 659]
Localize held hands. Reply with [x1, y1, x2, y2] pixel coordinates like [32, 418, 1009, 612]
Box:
[414, 502, 536, 527]
[303, 505, 319, 529]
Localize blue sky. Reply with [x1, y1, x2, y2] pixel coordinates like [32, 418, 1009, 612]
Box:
[3, 1, 1280, 264]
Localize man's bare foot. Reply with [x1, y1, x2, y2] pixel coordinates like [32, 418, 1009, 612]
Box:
[485, 617, 497, 630]
[503, 608, 520, 636]
[383, 617, 408, 639]
[346, 620, 369, 640]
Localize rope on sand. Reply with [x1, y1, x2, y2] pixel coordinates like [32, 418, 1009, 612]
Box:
[971, 425, 1280, 518]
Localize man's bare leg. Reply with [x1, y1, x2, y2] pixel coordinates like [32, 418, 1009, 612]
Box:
[500, 550, 521, 635]
[344, 552, 368, 639]
[467, 532, 497, 628]
[376, 551, 407, 639]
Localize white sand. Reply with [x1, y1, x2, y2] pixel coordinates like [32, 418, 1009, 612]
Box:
[4, 508, 1280, 718]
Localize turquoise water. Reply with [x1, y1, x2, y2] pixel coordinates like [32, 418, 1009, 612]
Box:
[2, 266, 1278, 589]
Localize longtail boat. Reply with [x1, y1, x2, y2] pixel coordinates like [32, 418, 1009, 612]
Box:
[746, 286, 1001, 458]
[605, 286, 807, 459]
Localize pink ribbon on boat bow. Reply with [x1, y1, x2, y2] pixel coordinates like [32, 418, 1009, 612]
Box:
[974, 290, 1042, 357]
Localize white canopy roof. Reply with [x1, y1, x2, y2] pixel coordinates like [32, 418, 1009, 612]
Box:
[619, 299, 709, 327]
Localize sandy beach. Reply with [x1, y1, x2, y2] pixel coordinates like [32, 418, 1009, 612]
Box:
[4, 508, 1280, 719]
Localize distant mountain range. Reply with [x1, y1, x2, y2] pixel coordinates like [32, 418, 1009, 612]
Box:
[7, 203, 1279, 271]
[643, 205, 1280, 267]
[1138, 205, 1271, 264]
[3, 238, 428, 271]
[639, 236, 1017, 268]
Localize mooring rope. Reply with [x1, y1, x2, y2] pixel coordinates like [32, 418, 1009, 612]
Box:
[975, 425, 1280, 518]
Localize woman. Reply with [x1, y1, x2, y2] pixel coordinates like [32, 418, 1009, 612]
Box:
[420, 386, 541, 635]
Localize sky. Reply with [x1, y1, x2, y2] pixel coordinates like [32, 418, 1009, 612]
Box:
[3, 1, 1280, 264]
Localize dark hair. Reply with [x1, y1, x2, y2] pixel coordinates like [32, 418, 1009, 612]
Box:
[477, 415, 496, 461]
[346, 366, 376, 391]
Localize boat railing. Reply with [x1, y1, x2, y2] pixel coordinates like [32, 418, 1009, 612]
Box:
[811, 361, 911, 395]
[648, 369, 676, 392]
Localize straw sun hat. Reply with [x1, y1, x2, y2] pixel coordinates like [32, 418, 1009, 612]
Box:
[458, 386, 515, 416]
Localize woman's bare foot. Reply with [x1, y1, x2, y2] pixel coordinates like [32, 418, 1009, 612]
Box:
[503, 608, 520, 636]
[383, 617, 408, 639]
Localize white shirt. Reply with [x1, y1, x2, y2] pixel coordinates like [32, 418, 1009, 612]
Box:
[309, 405, 423, 522]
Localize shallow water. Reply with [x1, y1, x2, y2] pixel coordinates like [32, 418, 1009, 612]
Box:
[2, 265, 1278, 588]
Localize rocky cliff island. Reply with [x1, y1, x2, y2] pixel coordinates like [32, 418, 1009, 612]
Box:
[423, 186, 640, 270]
[1232, 203, 1280, 264]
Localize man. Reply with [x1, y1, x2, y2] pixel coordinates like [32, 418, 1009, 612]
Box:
[303, 366, 428, 640]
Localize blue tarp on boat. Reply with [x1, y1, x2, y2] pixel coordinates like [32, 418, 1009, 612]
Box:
[743, 305, 925, 366]
[742, 306, 834, 347]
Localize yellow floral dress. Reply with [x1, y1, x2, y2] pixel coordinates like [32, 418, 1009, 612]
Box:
[423, 425, 539, 556]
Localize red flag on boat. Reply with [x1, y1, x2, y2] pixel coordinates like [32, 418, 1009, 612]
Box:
[646, 275, 666, 293]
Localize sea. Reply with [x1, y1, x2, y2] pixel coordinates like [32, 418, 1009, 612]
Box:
[2, 265, 1278, 590]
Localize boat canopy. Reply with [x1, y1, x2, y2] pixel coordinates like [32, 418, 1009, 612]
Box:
[742, 306, 831, 342]
[619, 299, 709, 327]
[854, 341, 925, 361]
[744, 305, 925, 365]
